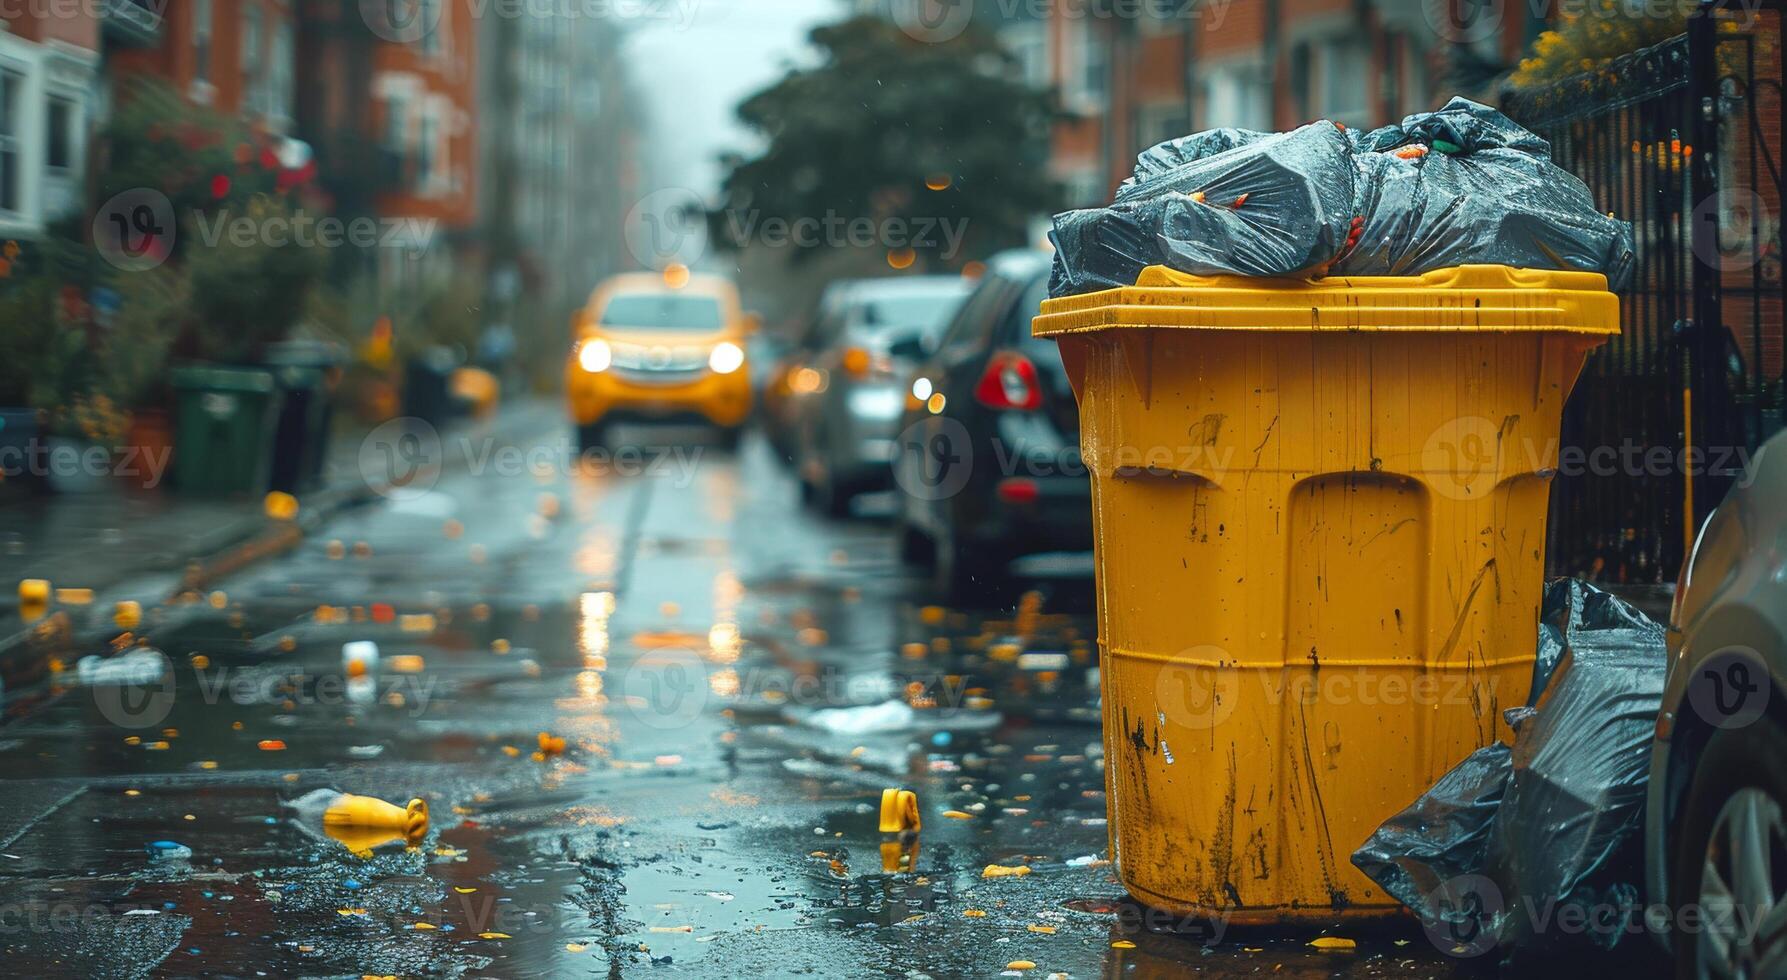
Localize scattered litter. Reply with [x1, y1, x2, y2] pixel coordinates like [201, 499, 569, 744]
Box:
[388, 654, 426, 673]
[74, 647, 167, 687]
[114, 600, 142, 630]
[1308, 937, 1356, 951]
[286, 788, 430, 857]
[146, 841, 192, 862]
[879, 788, 921, 833]
[263, 491, 299, 521]
[343, 641, 379, 673]
[346, 745, 385, 759]
[982, 864, 1032, 878]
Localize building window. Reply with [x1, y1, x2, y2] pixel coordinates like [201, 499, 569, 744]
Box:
[421, 0, 442, 57]
[1319, 37, 1369, 126]
[243, 5, 263, 108]
[193, 0, 213, 85]
[1203, 65, 1268, 131]
[1137, 102, 1187, 152]
[1077, 26, 1109, 109]
[0, 67, 21, 214]
[46, 95, 75, 172]
[416, 111, 436, 190]
[271, 23, 294, 120]
[1002, 23, 1048, 88]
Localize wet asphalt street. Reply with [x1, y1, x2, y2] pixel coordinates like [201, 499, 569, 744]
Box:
[0, 403, 1503, 978]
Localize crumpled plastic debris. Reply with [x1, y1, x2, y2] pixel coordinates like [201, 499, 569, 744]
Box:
[74, 647, 168, 686]
[1351, 579, 1666, 957]
[286, 788, 429, 857]
[785, 698, 1005, 735]
[1049, 98, 1633, 296]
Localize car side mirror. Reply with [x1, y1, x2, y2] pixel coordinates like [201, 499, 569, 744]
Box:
[887, 335, 928, 361]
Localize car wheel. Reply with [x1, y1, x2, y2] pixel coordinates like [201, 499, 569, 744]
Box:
[576, 421, 607, 455]
[1671, 714, 1787, 980]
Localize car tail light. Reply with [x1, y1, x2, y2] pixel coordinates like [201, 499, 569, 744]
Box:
[842, 346, 872, 378]
[974, 352, 1042, 411]
[997, 478, 1040, 505]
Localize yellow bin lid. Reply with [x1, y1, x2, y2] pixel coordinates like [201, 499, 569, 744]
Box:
[1033, 264, 1620, 337]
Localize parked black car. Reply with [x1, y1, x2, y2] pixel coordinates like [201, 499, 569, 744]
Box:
[892, 250, 1090, 596]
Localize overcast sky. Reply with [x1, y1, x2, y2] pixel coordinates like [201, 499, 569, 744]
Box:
[622, 0, 841, 200]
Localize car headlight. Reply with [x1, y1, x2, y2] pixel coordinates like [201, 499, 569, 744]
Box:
[709, 341, 745, 375]
[578, 339, 612, 373]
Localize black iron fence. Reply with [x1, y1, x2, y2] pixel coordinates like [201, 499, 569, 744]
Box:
[1503, 0, 1783, 583]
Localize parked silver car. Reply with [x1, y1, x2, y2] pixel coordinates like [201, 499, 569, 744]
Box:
[1646, 427, 1787, 978]
[792, 275, 971, 516]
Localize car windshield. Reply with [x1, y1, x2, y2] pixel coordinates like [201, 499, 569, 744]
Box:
[846, 288, 967, 342]
[600, 294, 725, 330]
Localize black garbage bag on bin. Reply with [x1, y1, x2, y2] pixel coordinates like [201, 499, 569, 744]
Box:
[1340, 98, 1633, 287]
[1338, 142, 1635, 289]
[1350, 579, 1666, 957]
[1049, 121, 1357, 293]
[1048, 97, 1634, 296]
[1116, 127, 1270, 200]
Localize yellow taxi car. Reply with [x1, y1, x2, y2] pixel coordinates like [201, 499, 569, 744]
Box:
[565, 269, 754, 450]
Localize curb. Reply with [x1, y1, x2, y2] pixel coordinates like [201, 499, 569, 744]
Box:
[0, 480, 377, 699]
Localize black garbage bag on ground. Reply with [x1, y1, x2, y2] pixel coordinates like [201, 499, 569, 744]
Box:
[1350, 579, 1666, 957]
[1349, 742, 1513, 921]
[1049, 98, 1635, 297]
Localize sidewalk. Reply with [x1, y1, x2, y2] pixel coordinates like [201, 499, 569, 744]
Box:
[0, 399, 564, 697]
[0, 431, 374, 697]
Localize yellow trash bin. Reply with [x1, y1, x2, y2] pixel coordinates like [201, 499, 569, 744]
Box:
[1032, 264, 1618, 923]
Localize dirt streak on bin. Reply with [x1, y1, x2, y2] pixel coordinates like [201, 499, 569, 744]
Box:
[1032, 264, 1619, 923]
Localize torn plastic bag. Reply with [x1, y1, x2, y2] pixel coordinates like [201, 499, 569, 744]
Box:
[1349, 579, 1666, 956]
[1050, 122, 1357, 292]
